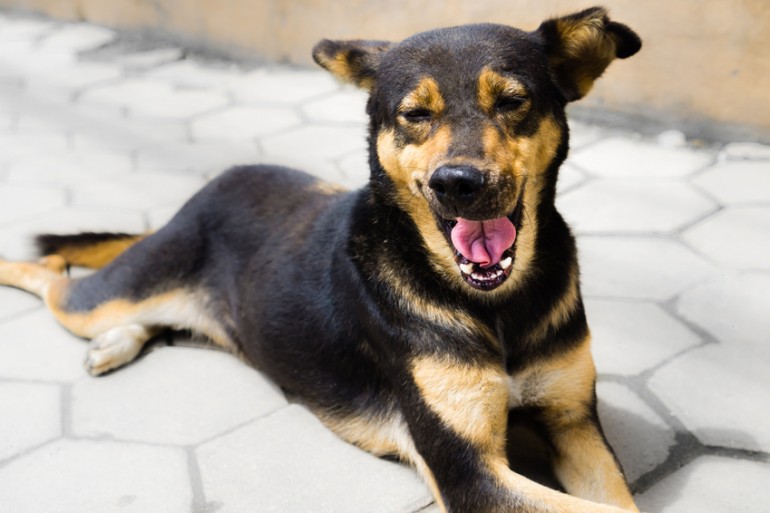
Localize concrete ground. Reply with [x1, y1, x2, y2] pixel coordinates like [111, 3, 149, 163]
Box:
[1, 13, 769, 513]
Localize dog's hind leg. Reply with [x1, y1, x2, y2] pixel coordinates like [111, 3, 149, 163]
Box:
[0, 257, 233, 376]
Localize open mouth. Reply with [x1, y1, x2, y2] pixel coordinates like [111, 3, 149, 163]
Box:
[438, 196, 524, 291]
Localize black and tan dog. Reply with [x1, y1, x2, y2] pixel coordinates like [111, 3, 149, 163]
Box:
[0, 7, 642, 513]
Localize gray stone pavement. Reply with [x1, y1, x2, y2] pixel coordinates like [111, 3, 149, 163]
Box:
[1, 12, 769, 513]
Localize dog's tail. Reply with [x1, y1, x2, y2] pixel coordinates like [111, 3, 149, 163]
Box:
[35, 232, 148, 269]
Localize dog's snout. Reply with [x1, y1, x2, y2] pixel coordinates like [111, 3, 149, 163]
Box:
[428, 165, 485, 208]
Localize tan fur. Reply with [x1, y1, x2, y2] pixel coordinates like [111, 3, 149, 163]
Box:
[477, 67, 530, 118]
[507, 336, 637, 509]
[412, 355, 509, 456]
[549, 8, 620, 99]
[51, 235, 146, 269]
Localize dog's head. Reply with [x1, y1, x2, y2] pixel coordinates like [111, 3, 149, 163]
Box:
[314, 7, 640, 294]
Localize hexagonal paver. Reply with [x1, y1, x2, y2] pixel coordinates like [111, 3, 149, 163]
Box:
[191, 105, 302, 141]
[0, 133, 69, 164]
[136, 140, 261, 175]
[38, 23, 115, 53]
[197, 404, 432, 513]
[636, 456, 770, 513]
[72, 346, 287, 445]
[557, 180, 715, 233]
[8, 150, 133, 186]
[262, 125, 367, 161]
[302, 89, 369, 124]
[556, 161, 587, 194]
[0, 310, 88, 381]
[0, 382, 61, 462]
[693, 160, 770, 204]
[230, 68, 339, 104]
[596, 382, 675, 482]
[0, 287, 40, 324]
[578, 236, 714, 301]
[683, 207, 770, 270]
[0, 206, 146, 261]
[650, 272, 770, 454]
[721, 141, 770, 160]
[0, 439, 191, 513]
[81, 79, 228, 119]
[336, 149, 370, 189]
[0, 184, 66, 227]
[586, 300, 701, 376]
[677, 273, 770, 358]
[568, 137, 713, 178]
[72, 172, 205, 210]
[146, 59, 241, 89]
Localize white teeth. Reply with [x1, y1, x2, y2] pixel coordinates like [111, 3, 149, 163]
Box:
[459, 262, 474, 274]
[500, 256, 512, 270]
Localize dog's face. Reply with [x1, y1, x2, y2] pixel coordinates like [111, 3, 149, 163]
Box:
[314, 7, 640, 294]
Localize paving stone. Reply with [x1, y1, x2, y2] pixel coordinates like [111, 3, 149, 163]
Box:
[113, 48, 184, 71]
[636, 456, 770, 513]
[147, 59, 242, 89]
[8, 150, 132, 186]
[0, 184, 66, 226]
[72, 346, 287, 445]
[72, 172, 205, 210]
[137, 140, 261, 175]
[336, 149, 370, 189]
[692, 160, 770, 204]
[198, 404, 432, 513]
[587, 300, 701, 376]
[191, 105, 302, 141]
[0, 439, 191, 513]
[302, 88, 369, 124]
[81, 79, 228, 119]
[260, 124, 366, 184]
[555, 161, 587, 194]
[721, 141, 770, 160]
[677, 273, 770, 359]
[231, 68, 340, 104]
[683, 206, 770, 270]
[0, 18, 57, 42]
[0, 287, 41, 323]
[0, 382, 61, 462]
[0, 206, 146, 260]
[596, 382, 676, 483]
[578, 236, 714, 301]
[146, 204, 181, 230]
[568, 137, 713, 178]
[558, 180, 715, 233]
[24, 60, 122, 94]
[0, 310, 87, 382]
[566, 119, 603, 149]
[650, 279, 770, 452]
[0, 133, 69, 164]
[38, 23, 115, 53]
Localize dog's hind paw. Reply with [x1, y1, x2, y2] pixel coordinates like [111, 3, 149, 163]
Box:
[85, 325, 151, 376]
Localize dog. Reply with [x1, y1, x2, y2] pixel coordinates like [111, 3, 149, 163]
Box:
[0, 7, 642, 513]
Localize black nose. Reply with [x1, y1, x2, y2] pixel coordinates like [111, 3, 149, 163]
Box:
[428, 165, 485, 208]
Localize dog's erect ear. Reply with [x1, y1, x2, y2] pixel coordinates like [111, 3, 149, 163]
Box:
[312, 39, 393, 90]
[536, 6, 641, 102]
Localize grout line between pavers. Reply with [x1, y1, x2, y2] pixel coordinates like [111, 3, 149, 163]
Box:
[192, 403, 291, 449]
[185, 446, 209, 513]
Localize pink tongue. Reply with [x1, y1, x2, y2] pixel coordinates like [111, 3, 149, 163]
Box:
[451, 217, 517, 268]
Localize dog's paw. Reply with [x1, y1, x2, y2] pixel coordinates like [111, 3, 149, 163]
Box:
[85, 325, 149, 376]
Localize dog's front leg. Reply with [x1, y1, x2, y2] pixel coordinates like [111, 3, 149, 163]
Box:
[402, 353, 637, 513]
[517, 336, 639, 511]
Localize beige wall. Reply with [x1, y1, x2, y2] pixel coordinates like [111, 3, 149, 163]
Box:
[2, 0, 769, 141]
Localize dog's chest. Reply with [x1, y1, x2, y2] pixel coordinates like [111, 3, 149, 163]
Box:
[505, 371, 543, 409]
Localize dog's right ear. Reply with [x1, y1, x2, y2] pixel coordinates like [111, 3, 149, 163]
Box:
[312, 39, 393, 91]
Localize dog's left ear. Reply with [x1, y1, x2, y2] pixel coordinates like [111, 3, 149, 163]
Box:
[536, 6, 641, 101]
[312, 39, 393, 91]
